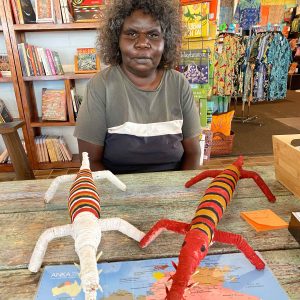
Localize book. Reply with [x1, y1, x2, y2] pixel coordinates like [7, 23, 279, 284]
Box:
[41, 89, 67, 121]
[35, 0, 55, 23]
[24, 43, 35, 76]
[58, 136, 72, 161]
[19, 0, 36, 24]
[38, 48, 52, 76]
[27, 45, 38, 76]
[17, 43, 30, 76]
[182, 2, 210, 38]
[75, 48, 100, 73]
[33, 46, 45, 76]
[34, 47, 46, 76]
[9, 0, 20, 24]
[73, 5, 105, 22]
[0, 54, 11, 77]
[179, 49, 210, 84]
[52, 51, 64, 75]
[34, 137, 43, 163]
[60, 0, 74, 23]
[0, 99, 13, 123]
[45, 49, 57, 75]
[70, 87, 77, 118]
[40, 135, 50, 162]
[72, 0, 104, 5]
[45, 136, 58, 162]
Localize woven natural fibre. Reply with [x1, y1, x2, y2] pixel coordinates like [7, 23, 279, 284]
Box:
[211, 131, 235, 156]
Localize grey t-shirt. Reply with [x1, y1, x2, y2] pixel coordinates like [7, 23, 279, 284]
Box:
[74, 65, 201, 173]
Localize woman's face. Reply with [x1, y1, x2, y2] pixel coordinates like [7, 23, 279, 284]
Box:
[119, 10, 165, 77]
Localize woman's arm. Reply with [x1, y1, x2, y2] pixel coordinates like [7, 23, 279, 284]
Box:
[78, 139, 105, 171]
[181, 136, 201, 170]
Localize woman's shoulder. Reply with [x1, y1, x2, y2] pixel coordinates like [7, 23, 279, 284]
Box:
[88, 66, 120, 87]
[164, 68, 190, 88]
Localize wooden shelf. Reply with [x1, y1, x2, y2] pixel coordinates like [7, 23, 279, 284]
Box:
[37, 154, 80, 169]
[13, 22, 99, 32]
[0, 163, 14, 172]
[0, 76, 13, 82]
[31, 118, 76, 127]
[22, 72, 96, 81]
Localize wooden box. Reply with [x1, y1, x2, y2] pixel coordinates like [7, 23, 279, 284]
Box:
[273, 134, 300, 199]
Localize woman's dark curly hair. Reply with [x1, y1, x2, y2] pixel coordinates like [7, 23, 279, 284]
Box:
[96, 0, 182, 69]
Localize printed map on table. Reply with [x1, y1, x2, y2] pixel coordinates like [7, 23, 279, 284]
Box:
[35, 252, 289, 300]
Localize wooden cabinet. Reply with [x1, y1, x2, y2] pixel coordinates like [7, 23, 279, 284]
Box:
[2, 0, 99, 170]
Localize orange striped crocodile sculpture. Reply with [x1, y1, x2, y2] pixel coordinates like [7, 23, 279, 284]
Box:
[140, 156, 276, 300]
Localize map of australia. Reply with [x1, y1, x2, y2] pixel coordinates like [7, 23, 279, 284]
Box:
[36, 252, 289, 300]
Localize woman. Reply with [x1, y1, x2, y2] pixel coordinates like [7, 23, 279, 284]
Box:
[74, 0, 201, 173]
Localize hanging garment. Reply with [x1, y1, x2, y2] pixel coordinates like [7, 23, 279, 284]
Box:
[267, 33, 292, 100]
[233, 0, 261, 30]
[242, 31, 292, 103]
[213, 34, 245, 96]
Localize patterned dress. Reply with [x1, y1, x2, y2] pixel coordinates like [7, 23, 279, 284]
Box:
[213, 35, 245, 96]
[267, 33, 292, 100]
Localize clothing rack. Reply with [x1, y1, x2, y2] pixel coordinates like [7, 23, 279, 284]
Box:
[231, 96, 262, 126]
[236, 25, 285, 126]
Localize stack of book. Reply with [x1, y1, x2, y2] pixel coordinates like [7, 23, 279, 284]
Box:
[0, 99, 13, 124]
[35, 135, 72, 163]
[10, 0, 36, 24]
[17, 43, 64, 77]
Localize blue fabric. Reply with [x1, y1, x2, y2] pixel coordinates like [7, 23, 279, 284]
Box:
[234, 0, 261, 30]
[267, 34, 292, 100]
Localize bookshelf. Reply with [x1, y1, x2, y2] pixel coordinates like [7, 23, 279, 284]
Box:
[2, 0, 99, 170]
[0, 0, 30, 172]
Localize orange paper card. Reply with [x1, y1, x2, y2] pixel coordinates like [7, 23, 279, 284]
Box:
[240, 209, 288, 232]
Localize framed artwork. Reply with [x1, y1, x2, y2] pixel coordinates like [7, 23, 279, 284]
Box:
[35, 0, 55, 23]
[74, 48, 100, 74]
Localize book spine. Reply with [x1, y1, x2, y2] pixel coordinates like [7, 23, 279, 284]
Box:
[17, 43, 28, 76]
[50, 51, 59, 75]
[19, 43, 31, 76]
[53, 0, 63, 24]
[24, 43, 35, 76]
[59, 0, 67, 23]
[39, 48, 52, 76]
[59, 137, 72, 161]
[70, 87, 77, 118]
[27, 45, 37, 76]
[0, 100, 13, 122]
[31, 45, 40, 76]
[15, 0, 24, 24]
[33, 46, 44, 76]
[9, 0, 20, 24]
[45, 49, 57, 75]
[52, 51, 64, 75]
